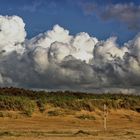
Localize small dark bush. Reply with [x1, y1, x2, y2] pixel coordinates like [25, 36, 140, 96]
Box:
[48, 110, 62, 116]
[36, 96, 47, 113]
[76, 114, 96, 120]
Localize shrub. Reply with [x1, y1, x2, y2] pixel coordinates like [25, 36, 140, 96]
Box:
[23, 101, 36, 117]
[36, 96, 47, 113]
[0, 112, 13, 118]
[48, 110, 62, 116]
[76, 114, 96, 120]
[0, 95, 35, 117]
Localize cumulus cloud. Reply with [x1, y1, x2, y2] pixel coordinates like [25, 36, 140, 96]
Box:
[94, 37, 128, 65]
[28, 24, 72, 49]
[0, 15, 140, 93]
[71, 32, 98, 63]
[0, 15, 26, 54]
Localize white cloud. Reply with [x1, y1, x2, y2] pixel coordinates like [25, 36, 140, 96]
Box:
[0, 15, 26, 54]
[71, 32, 98, 63]
[0, 15, 140, 92]
[94, 37, 128, 65]
[28, 24, 72, 49]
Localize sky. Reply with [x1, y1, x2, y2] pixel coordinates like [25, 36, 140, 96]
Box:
[0, 0, 140, 93]
[0, 0, 139, 44]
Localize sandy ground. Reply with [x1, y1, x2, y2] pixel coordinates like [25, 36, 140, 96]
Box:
[0, 109, 140, 140]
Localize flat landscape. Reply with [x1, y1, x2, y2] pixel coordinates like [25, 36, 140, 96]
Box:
[0, 0, 140, 139]
[0, 88, 140, 140]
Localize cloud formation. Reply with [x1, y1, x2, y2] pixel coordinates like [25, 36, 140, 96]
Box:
[0, 15, 140, 93]
[101, 3, 140, 30]
[0, 15, 26, 54]
[80, 2, 140, 30]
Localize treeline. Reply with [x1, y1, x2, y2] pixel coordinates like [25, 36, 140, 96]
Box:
[0, 87, 140, 116]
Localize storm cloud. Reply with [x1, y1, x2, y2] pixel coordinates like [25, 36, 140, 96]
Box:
[0, 15, 140, 92]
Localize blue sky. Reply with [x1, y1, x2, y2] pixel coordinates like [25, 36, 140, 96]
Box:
[0, 0, 139, 44]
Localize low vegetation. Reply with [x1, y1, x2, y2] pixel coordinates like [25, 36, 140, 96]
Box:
[47, 110, 63, 116]
[76, 114, 96, 120]
[0, 95, 35, 116]
[0, 87, 140, 117]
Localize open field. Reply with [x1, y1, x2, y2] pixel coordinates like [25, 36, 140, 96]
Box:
[0, 109, 140, 140]
[0, 88, 140, 139]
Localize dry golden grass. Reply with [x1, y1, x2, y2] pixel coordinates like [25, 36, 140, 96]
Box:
[0, 109, 140, 140]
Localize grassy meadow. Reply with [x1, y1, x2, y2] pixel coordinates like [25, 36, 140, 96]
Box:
[0, 87, 140, 140]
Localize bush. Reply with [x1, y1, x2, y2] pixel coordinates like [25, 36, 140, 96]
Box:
[36, 96, 47, 113]
[0, 111, 13, 118]
[0, 95, 35, 117]
[23, 101, 35, 117]
[76, 114, 96, 120]
[48, 110, 62, 116]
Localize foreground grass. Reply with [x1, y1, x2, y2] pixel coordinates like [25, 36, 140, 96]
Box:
[0, 129, 139, 140]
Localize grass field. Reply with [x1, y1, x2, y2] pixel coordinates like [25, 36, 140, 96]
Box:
[0, 87, 140, 140]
